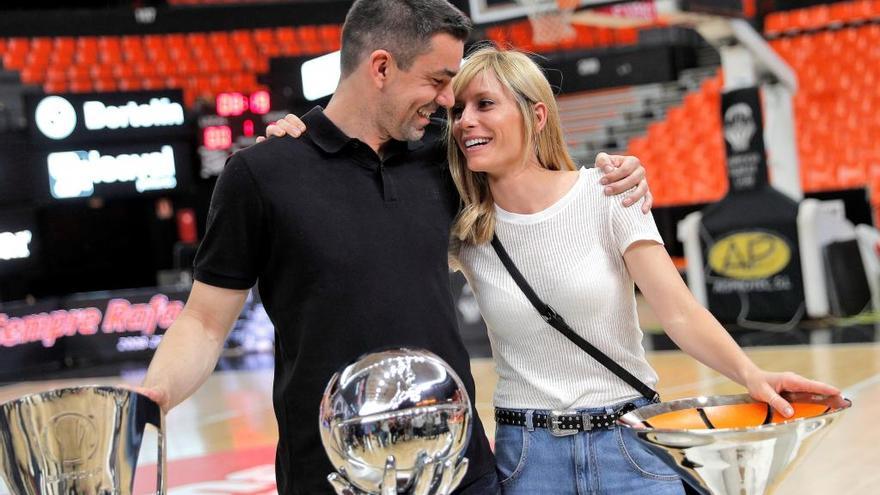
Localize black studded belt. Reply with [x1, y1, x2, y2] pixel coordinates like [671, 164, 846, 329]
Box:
[494, 402, 638, 436]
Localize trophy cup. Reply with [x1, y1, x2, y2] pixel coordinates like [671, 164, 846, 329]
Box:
[0, 386, 165, 495]
[319, 349, 472, 495]
[618, 392, 851, 495]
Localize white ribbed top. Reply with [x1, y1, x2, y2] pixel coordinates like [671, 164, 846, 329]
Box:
[457, 167, 664, 409]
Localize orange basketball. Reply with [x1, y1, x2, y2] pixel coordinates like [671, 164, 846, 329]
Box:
[770, 403, 830, 423]
[645, 409, 708, 429]
[703, 403, 770, 429]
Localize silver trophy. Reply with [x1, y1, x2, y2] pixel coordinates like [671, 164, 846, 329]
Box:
[618, 392, 851, 495]
[319, 348, 472, 495]
[0, 386, 165, 495]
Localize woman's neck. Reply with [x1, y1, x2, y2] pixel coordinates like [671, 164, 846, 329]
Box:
[488, 162, 580, 214]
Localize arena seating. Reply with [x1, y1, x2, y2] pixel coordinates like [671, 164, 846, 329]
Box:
[623, 72, 727, 207]
[0, 25, 342, 106]
[607, 0, 880, 211]
[554, 66, 724, 207]
[765, 0, 880, 219]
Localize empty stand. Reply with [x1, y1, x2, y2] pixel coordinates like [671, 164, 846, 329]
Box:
[558, 67, 726, 207]
[0, 25, 342, 107]
[764, 0, 880, 220]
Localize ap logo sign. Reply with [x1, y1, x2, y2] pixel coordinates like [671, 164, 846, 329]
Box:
[34, 96, 77, 140]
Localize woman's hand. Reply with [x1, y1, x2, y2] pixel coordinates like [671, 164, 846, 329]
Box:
[743, 369, 841, 417]
[256, 114, 307, 142]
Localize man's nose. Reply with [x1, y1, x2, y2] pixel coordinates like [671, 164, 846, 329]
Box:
[436, 84, 454, 109]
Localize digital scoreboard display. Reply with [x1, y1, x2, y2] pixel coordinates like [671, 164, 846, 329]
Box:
[197, 91, 288, 178]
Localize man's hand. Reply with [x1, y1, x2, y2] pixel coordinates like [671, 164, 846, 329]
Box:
[119, 384, 171, 413]
[595, 152, 652, 213]
[255, 114, 307, 143]
[327, 454, 468, 495]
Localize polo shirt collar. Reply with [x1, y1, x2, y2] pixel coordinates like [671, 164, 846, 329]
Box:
[302, 106, 426, 156]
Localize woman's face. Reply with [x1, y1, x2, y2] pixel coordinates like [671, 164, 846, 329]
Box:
[451, 71, 527, 176]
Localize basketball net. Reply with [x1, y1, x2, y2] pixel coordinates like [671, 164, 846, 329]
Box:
[515, 0, 580, 45]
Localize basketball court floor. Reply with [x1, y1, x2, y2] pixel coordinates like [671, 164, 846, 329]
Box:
[1, 341, 877, 494]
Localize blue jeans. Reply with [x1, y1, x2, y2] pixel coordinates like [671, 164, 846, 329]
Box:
[494, 398, 685, 495]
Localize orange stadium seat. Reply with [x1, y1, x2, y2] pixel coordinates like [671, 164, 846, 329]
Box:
[2, 22, 342, 109]
[69, 78, 93, 93]
[43, 79, 67, 93]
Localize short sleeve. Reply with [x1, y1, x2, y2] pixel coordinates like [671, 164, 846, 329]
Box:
[192, 153, 266, 290]
[609, 189, 664, 254]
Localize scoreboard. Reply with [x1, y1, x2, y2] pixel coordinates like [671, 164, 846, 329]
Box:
[197, 90, 288, 178]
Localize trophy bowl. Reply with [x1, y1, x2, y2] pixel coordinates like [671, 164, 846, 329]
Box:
[618, 392, 851, 495]
[0, 385, 165, 495]
[319, 348, 472, 494]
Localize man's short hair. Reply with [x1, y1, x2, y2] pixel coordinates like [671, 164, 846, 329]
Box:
[340, 0, 472, 77]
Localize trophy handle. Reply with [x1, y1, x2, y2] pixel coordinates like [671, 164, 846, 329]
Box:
[136, 391, 166, 495]
[156, 411, 166, 495]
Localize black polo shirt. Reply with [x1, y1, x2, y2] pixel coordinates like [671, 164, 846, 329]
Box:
[193, 107, 495, 494]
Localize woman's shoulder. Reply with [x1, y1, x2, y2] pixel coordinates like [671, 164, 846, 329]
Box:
[572, 166, 609, 203]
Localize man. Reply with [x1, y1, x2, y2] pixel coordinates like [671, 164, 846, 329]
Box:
[139, 1, 651, 494]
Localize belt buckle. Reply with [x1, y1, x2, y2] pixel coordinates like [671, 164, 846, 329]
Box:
[548, 410, 579, 437]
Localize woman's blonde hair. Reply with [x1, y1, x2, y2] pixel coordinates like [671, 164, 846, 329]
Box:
[446, 46, 576, 246]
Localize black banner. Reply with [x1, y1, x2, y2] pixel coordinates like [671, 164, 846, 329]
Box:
[26, 90, 190, 147]
[722, 87, 770, 194]
[544, 45, 688, 93]
[700, 190, 805, 323]
[0, 132, 38, 206]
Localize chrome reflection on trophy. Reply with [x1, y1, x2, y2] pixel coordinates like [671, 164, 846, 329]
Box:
[0, 386, 165, 495]
[618, 393, 851, 495]
[319, 348, 472, 494]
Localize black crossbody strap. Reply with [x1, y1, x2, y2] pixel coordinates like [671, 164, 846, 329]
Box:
[491, 235, 659, 402]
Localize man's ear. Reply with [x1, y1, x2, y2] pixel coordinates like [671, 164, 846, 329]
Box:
[368, 49, 394, 89]
[534, 102, 548, 133]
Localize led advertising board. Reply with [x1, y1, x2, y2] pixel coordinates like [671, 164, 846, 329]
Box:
[26, 90, 190, 146]
[0, 207, 38, 276]
[34, 141, 192, 200]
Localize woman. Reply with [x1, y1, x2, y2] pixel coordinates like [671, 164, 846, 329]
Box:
[446, 46, 838, 494]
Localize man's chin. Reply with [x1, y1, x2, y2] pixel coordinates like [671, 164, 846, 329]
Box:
[401, 126, 426, 142]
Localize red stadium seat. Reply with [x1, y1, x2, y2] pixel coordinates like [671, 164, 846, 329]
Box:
[319, 24, 342, 51]
[764, 11, 788, 35]
[93, 77, 117, 92]
[45, 66, 67, 82]
[90, 65, 114, 80]
[165, 75, 184, 89]
[112, 64, 136, 79]
[20, 66, 45, 85]
[67, 65, 91, 81]
[136, 62, 160, 78]
[3, 51, 27, 71]
[43, 80, 68, 94]
[69, 78, 93, 93]
[118, 77, 143, 91]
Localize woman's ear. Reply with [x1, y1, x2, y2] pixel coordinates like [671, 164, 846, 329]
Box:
[533, 102, 548, 133]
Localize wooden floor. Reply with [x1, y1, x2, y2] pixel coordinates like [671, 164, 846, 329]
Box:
[1, 343, 878, 494]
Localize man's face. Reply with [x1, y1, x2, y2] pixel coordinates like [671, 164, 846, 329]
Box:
[379, 33, 463, 142]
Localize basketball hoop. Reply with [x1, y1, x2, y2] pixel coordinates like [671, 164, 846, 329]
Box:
[515, 0, 580, 45]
